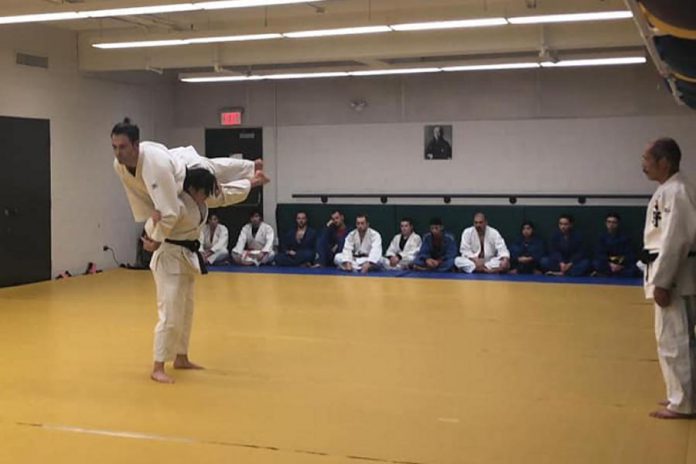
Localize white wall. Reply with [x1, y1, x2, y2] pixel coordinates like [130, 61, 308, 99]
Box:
[171, 64, 696, 229]
[0, 24, 174, 276]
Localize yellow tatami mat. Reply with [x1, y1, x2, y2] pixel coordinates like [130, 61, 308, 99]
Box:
[0, 269, 693, 464]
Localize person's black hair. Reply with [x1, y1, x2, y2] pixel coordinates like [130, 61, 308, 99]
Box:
[110, 117, 140, 144]
[429, 217, 443, 226]
[183, 168, 216, 197]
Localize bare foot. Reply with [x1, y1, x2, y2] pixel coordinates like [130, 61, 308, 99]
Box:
[250, 171, 270, 188]
[173, 355, 205, 370]
[254, 159, 263, 172]
[649, 408, 694, 419]
[150, 370, 175, 383]
[658, 400, 669, 407]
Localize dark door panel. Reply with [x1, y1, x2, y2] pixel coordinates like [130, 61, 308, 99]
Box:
[0, 116, 51, 287]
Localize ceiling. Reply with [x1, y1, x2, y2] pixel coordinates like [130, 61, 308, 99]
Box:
[1, 0, 646, 77]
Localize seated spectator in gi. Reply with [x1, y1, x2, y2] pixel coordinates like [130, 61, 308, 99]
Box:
[591, 212, 639, 277]
[231, 210, 275, 266]
[412, 217, 457, 272]
[315, 209, 350, 268]
[541, 214, 591, 276]
[381, 217, 422, 271]
[199, 213, 230, 266]
[454, 212, 510, 273]
[509, 221, 545, 275]
[335, 214, 383, 273]
[275, 211, 317, 267]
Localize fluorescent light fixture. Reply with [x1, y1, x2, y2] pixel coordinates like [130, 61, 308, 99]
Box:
[94, 33, 282, 49]
[0, 0, 326, 25]
[198, 0, 324, 9]
[84, 4, 200, 18]
[181, 75, 266, 82]
[283, 25, 392, 38]
[186, 33, 282, 44]
[350, 68, 441, 76]
[391, 18, 508, 31]
[540, 56, 646, 67]
[442, 62, 540, 71]
[508, 10, 632, 24]
[265, 72, 350, 79]
[182, 56, 647, 83]
[0, 12, 84, 24]
[94, 39, 188, 49]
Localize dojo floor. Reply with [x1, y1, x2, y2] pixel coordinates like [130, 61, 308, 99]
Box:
[1, 269, 695, 464]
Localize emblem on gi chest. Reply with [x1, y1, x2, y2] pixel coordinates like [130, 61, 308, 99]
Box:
[652, 201, 662, 227]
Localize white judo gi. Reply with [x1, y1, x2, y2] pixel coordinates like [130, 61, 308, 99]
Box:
[232, 222, 276, 265]
[145, 192, 207, 363]
[114, 142, 254, 234]
[380, 233, 422, 270]
[454, 226, 510, 273]
[199, 223, 230, 265]
[644, 172, 696, 414]
[335, 228, 383, 270]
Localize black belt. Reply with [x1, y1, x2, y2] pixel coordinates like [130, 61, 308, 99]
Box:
[353, 252, 368, 258]
[640, 250, 696, 264]
[164, 239, 208, 275]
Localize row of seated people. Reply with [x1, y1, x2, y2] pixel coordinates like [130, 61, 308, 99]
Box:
[199, 209, 642, 277]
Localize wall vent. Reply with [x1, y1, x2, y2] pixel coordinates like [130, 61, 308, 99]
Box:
[16, 52, 49, 69]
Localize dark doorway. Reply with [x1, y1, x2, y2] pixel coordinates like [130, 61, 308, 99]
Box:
[204, 128, 263, 247]
[0, 116, 51, 287]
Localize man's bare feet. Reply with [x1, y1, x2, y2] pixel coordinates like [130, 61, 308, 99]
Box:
[250, 171, 270, 188]
[173, 354, 205, 370]
[658, 400, 669, 406]
[649, 407, 694, 419]
[254, 159, 263, 172]
[151, 371, 175, 383]
[151, 362, 175, 383]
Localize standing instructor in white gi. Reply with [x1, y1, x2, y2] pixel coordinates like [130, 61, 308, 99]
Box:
[641, 137, 696, 419]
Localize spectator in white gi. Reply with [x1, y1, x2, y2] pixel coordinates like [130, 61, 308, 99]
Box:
[335, 214, 383, 273]
[381, 217, 422, 270]
[231, 210, 275, 266]
[199, 214, 229, 266]
[454, 212, 510, 273]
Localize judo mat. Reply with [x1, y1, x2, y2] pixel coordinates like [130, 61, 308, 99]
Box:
[0, 268, 692, 464]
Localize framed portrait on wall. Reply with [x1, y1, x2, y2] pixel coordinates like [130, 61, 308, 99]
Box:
[424, 125, 453, 160]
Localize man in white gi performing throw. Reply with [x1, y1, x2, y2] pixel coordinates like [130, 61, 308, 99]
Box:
[110, 118, 268, 382]
[641, 137, 696, 419]
[145, 168, 217, 383]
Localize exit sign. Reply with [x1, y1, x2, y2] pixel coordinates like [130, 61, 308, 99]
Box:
[220, 110, 243, 126]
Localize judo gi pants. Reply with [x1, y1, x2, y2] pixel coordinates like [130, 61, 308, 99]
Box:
[454, 256, 505, 273]
[152, 262, 195, 363]
[655, 295, 696, 414]
[233, 250, 275, 266]
[380, 256, 414, 270]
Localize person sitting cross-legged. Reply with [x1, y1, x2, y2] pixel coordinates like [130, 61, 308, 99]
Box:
[411, 217, 457, 272]
[275, 211, 317, 267]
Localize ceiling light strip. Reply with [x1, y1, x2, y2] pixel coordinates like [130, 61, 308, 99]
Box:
[391, 18, 508, 31]
[540, 56, 646, 67]
[180, 57, 646, 82]
[0, 0, 326, 25]
[508, 10, 633, 25]
[283, 26, 392, 38]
